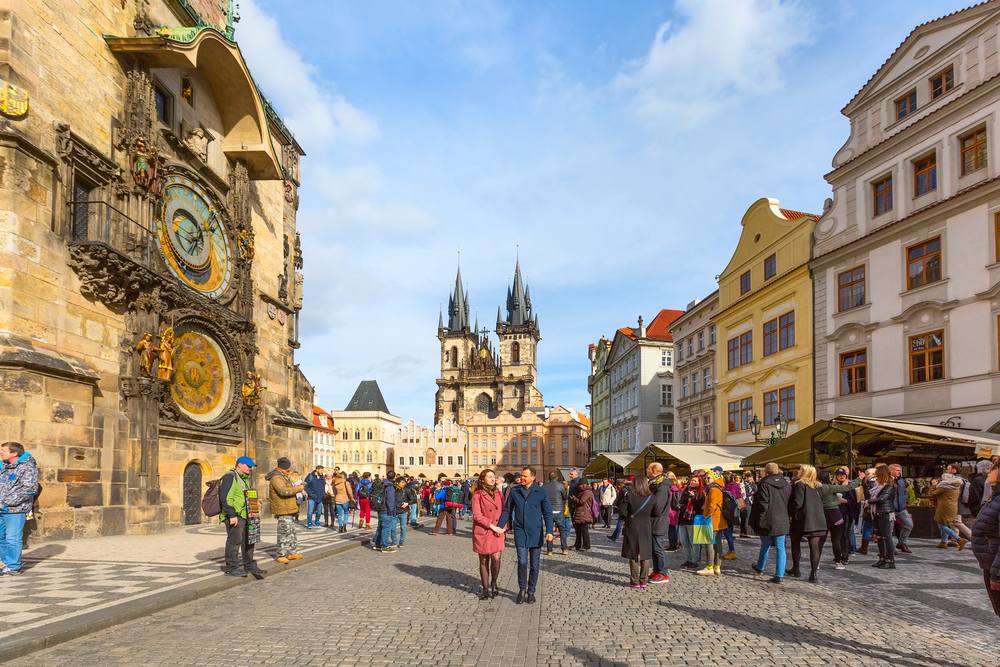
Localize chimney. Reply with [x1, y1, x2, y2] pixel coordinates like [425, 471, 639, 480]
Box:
[637, 315, 646, 338]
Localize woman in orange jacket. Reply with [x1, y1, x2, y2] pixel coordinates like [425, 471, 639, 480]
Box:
[697, 469, 729, 576]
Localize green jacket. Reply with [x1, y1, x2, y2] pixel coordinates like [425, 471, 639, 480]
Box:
[818, 478, 860, 510]
[219, 469, 252, 521]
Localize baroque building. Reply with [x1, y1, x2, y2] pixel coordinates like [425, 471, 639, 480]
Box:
[434, 261, 542, 424]
[396, 419, 469, 479]
[0, 1, 312, 537]
[813, 1, 1000, 431]
[312, 405, 338, 469]
[672, 291, 718, 443]
[587, 337, 612, 455]
[328, 381, 398, 477]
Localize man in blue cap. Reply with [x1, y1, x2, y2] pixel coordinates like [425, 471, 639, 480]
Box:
[219, 455, 266, 579]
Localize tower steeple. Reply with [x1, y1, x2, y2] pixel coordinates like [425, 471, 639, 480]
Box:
[504, 259, 532, 327]
[446, 267, 470, 333]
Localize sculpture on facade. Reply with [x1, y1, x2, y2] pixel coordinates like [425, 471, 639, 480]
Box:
[156, 326, 175, 382]
[183, 127, 208, 163]
[135, 332, 157, 377]
[241, 371, 263, 408]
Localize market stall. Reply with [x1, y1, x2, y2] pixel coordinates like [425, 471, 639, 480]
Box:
[625, 443, 763, 476]
[583, 453, 638, 481]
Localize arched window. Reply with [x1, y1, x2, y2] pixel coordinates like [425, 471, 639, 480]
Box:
[450, 346, 458, 368]
[354, 430, 360, 440]
[476, 393, 491, 414]
[512, 341, 521, 363]
[341, 451, 348, 463]
[366, 429, 373, 440]
[341, 431, 348, 440]
[366, 451, 373, 463]
[353, 451, 360, 463]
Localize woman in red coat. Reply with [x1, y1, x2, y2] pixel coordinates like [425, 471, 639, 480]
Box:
[472, 468, 505, 600]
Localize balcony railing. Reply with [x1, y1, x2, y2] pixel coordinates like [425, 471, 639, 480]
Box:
[68, 200, 156, 270]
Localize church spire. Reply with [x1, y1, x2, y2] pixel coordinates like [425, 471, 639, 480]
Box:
[447, 266, 470, 333]
[505, 259, 532, 327]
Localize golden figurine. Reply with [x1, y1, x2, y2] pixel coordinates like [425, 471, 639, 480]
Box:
[241, 371, 263, 407]
[181, 78, 193, 104]
[156, 326, 175, 382]
[237, 229, 255, 261]
[135, 332, 156, 377]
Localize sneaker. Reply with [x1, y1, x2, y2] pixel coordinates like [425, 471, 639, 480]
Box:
[629, 583, 642, 590]
[286, 553, 303, 561]
[834, 562, 846, 570]
[560, 549, 568, 555]
[275, 556, 290, 564]
[935, 542, 948, 549]
[695, 567, 715, 577]
[649, 573, 670, 584]
[957, 538, 968, 550]
[638, 583, 648, 589]
[713, 565, 722, 575]
[382, 546, 398, 553]
[723, 551, 737, 560]
[751, 564, 764, 575]
[876, 561, 895, 569]
[769, 576, 782, 584]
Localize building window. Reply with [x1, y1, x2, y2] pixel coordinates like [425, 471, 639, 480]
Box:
[740, 331, 752, 366]
[779, 386, 796, 421]
[418, 456, 424, 465]
[709, 325, 716, 346]
[450, 346, 458, 368]
[512, 341, 520, 363]
[457, 456, 463, 465]
[687, 339, 693, 357]
[913, 153, 937, 197]
[763, 319, 778, 356]
[561, 435, 569, 449]
[909, 330, 944, 384]
[840, 350, 867, 395]
[697, 331, 704, 351]
[366, 451, 374, 463]
[873, 175, 893, 216]
[727, 398, 753, 432]
[692, 417, 701, 443]
[681, 376, 689, 398]
[661, 348, 671, 366]
[895, 89, 917, 121]
[779, 312, 795, 350]
[153, 84, 172, 126]
[704, 415, 712, 441]
[728, 336, 738, 369]
[764, 254, 776, 281]
[703, 367, 711, 389]
[763, 390, 778, 426]
[409, 456, 415, 466]
[491, 456, 496, 465]
[437, 456, 444, 465]
[354, 451, 360, 463]
[960, 127, 987, 176]
[838, 266, 866, 312]
[740, 270, 751, 295]
[681, 421, 689, 442]
[692, 373, 699, 394]
[366, 430, 373, 440]
[472, 455, 478, 465]
[906, 237, 942, 290]
[660, 383, 672, 407]
[398, 456, 405, 466]
[930, 66, 954, 100]
[661, 424, 673, 443]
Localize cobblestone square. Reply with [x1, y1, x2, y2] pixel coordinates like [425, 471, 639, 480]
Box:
[9, 519, 997, 666]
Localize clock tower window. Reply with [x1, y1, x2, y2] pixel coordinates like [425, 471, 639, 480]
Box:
[512, 341, 520, 363]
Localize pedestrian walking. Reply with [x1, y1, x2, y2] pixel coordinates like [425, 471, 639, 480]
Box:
[495, 466, 554, 604]
[472, 469, 505, 599]
[0, 442, 38, 577]
[866, 463, 898, 570]
[322, 473, 336, 528]
[543, 471, 570, 555]
[599, 479, 617, 528]
[266, 457, 305, 565]
[888, 463, 914, 554]
[817, 468, 862, 570]
[646, 462, 672, 584]
[569, 481, 595, 550]
[373, 471, 398, 552]
[971, 463, 1000, 617]
[621, 474, 656, 589]
[749, 462, 791, 583]
[332, 472, 354, 533]
[788, 464, 830, 582]
[432, 479, 458, 535]
[356, 472, 373, 529]
[696, 470, 727, 576]
[302, 465, 325, 529]
[928, 469, 969, 549]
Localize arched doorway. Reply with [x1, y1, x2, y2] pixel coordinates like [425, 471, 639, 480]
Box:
[182, 462, 203, 525]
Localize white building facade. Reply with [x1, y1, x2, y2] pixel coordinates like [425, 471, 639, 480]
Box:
[396, 419, 470, 479]
[813, 1, 1000, 431]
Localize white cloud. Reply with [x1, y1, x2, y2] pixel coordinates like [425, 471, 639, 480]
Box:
[614, 0, 812, 129]
[238, 0, 379, 148]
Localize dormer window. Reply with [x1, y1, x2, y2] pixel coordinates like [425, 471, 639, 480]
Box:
[930, 66, 954, 100]
[895, 90, 917, 121]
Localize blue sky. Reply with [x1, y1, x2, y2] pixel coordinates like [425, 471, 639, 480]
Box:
[238, 0, 972, 423]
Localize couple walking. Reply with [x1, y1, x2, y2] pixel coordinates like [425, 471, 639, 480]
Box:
[471, 466, 554, 604]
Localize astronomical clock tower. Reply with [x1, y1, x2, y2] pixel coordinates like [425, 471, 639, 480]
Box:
[435, 262, 542, 425]
[0, 0, 313, 537]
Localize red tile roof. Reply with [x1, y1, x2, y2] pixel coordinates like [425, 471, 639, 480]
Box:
[618, 326, 636, 339]
[646, 308, 685, 341]
[779, 208, 820, 221]
[312, 405, 337, 432]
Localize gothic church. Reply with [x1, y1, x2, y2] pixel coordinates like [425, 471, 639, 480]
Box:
[435, 262, 543, 425]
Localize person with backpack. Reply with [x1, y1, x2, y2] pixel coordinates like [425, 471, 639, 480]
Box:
[266, 457, 306, 565]
[0, 442, 38, 578]
[543, 471, 570, 555]
[569, 481, 595, 551]
[371, 472, 397, 552]
[696, 470, 728, 576]
[303, 465, 326, 529]
[355, 472, 373, 529]
[432, 479, 460, 535]
[214, 455, 265, 579]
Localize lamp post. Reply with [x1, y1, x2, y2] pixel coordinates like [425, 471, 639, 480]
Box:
[752, 413, 789, 445]
[750, 415, 762, 442]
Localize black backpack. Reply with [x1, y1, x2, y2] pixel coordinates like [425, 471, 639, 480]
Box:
[202, 475, 225, 517]
[445, 484, 464, 508]
[369, 481, 386, 512]
[357, 480, 371, 499]
[710, 483, 739, 527]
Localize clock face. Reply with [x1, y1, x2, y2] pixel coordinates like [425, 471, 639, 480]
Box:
[159, 174, 233, 298]
[170, 327, 232, 423]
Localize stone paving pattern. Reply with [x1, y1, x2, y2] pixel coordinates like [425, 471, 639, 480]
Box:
[7, 517, 999, 666]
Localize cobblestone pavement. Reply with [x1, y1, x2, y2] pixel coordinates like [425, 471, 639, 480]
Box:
[8, 517, 999, 667]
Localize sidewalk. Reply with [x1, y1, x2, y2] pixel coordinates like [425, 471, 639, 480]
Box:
[0, 516, 394, 662]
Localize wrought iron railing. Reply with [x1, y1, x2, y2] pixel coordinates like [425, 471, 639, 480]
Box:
[67, 200, 156, 269]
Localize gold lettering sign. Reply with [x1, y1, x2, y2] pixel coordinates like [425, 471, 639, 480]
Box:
[0, 81, 28, 119]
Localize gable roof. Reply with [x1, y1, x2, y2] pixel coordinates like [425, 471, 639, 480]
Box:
[645, 309, 685, 341]
[344, 380, 390, 413]
[312, 405, 337, 432]
[842, 0, 998, 114]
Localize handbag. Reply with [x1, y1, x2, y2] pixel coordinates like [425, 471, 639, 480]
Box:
[692, 513, 715, 545]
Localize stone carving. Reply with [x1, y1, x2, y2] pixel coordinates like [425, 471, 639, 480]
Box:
[55, 122, 121, 184]
[183, 127, 208, 163]
[292, 272, 304, 310]
[237, 229, 254, 261]
[281, 143, 300, 182]
[133, 0, 157, 35]
[0, 80, 28, 119]
[129, 137, 160, 193]
[277, 234, 289, 303]
[116, 66, 162, 195]
[283, 179, 295, 204]
[293, 232, 303, 270]
[69, 244, 148, 310]
[241, 371, 263, 408]
[156, 326, 175, 381]
[136, 332, 157, 376]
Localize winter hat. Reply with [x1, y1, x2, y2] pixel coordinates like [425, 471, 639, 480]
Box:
[277, 457, 291, 470]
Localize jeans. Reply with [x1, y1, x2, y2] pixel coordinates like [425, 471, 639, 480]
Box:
[875, 512, 896, 562]
[549, 513, 571, 551]
[739, 507, 751, 535]
[380, 512, 398, 547]
[846, 516, 858, 553]
[756, 534, 786, 578]
[223, 516, 256, 573]
[396, 513, 408, 545]
[651, 534, 669, 575]
[938, 522, 960, 542]
[375, 511, 395, 548]
[306, 497, 322, 527]
[0, 512, 27, 572]
[610, 516, 623, 540]
[861, 515, 874, 541]
[896, 509, 913, 546]
[721, 526, 735, 551]
[668, 524, 678, 550]
[515, 545, 541, 593]
[336, 502, 350, 528]
[322, 499, 335, 526]
[679, 524, 700, 563]
[409, 504, 418, 525]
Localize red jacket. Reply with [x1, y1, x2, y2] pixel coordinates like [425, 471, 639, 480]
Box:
[471, 489, 505, 555]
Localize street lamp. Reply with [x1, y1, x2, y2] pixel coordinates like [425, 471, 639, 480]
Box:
[775, 412, 789, 439]
[750, 415, 762, 441]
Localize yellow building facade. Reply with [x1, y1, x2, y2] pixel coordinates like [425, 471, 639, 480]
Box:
[714, 199, 817, 446]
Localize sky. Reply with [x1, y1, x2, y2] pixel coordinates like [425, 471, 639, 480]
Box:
[236, 0, 974, 424]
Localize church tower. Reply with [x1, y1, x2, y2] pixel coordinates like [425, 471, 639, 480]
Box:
[436, 268, 484, 424]
[496, 260, 543, 412]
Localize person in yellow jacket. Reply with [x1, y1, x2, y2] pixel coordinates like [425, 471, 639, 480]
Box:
[697, 469, 729, 576]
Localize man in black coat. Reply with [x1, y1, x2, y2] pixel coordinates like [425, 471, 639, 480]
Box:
[749, 462, 791, 583]
[646, 462, 672, 584]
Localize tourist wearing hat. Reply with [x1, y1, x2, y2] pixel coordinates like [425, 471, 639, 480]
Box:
[266, 456, 305, 565]
[218, 455, 266, 579]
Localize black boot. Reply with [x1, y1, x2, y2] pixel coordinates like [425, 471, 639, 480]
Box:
[871, 559, 885, 568]
[877, 560, 895, 569]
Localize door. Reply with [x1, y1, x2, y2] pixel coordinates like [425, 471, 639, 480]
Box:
[182, 462, 203, 525]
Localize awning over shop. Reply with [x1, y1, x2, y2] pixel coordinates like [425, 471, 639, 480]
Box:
[625, 443, 764, 473]
[583, 453, 638, 477]
[742, 415, 1000, 468]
